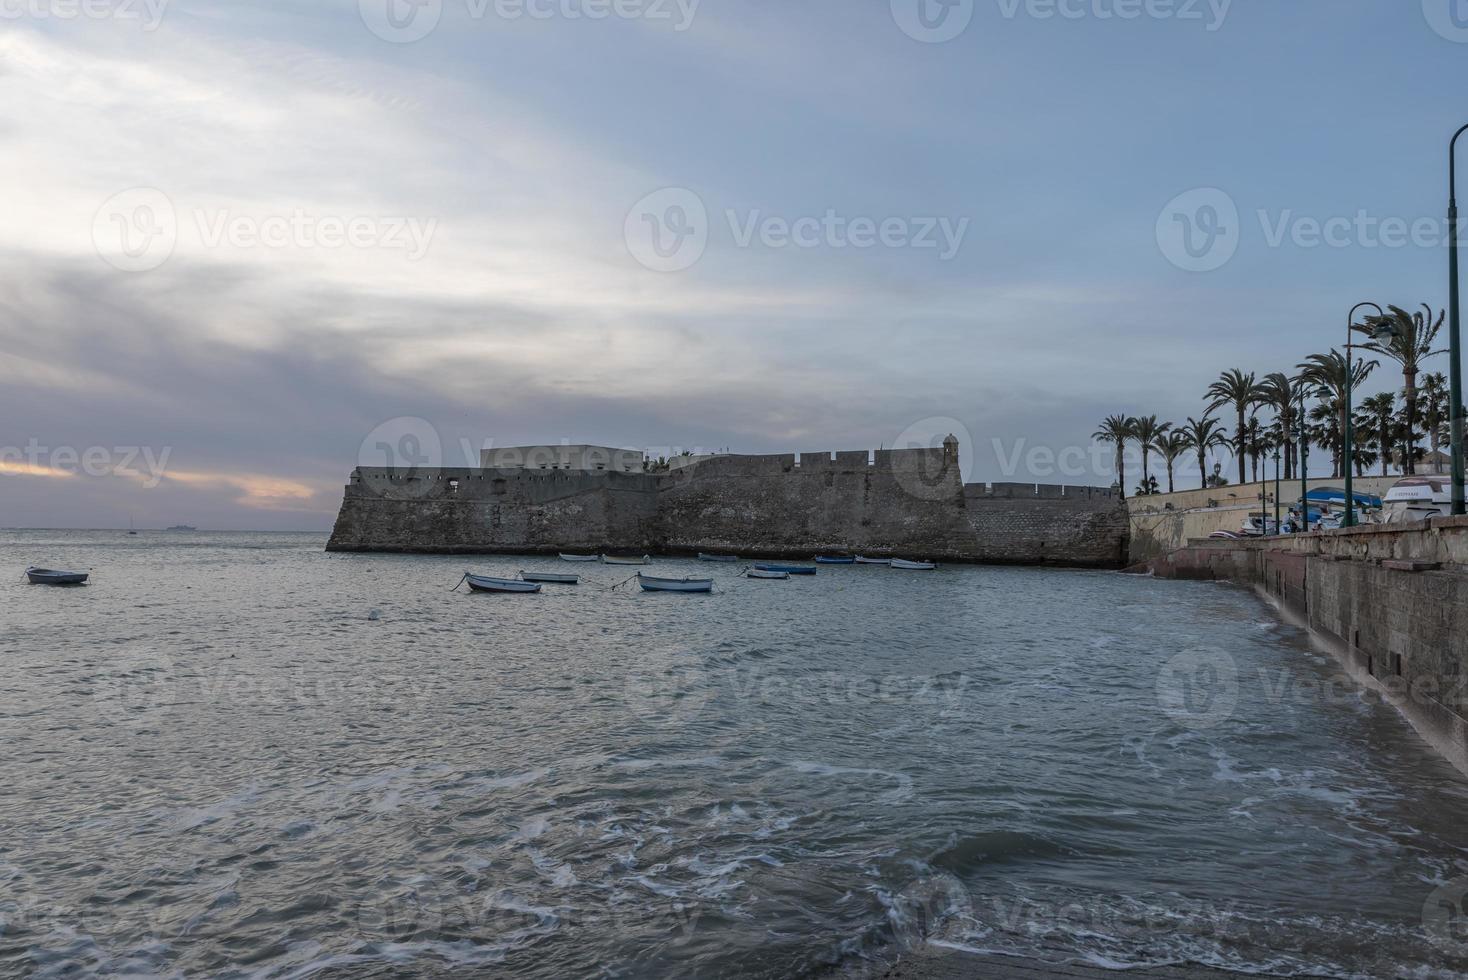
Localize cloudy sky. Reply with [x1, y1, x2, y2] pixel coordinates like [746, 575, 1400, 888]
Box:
[1, 0, 1464, 530]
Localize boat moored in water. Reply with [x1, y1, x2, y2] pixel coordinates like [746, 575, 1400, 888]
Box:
[746, 568, 790, 580]
[754, 563, 817, 576]
[25, 567, 89, 586]
[853, 556, 890, 565]
[890, 559, 937, 570]
[519, 571, 579, 584]
[465, 574, 541, 594]
[637, 573, 713, 593]
[814, 556, 855, 564]
[698, 553, 739, 562]
[559, 553, 600, 562]
[603, 555, 652, 566]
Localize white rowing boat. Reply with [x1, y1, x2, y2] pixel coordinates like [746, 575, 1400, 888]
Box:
[637, 573, 712, 593]
[465, 574, 541, 594]
[559, 553, 599, 562]
[854, 556, 891, 565]
[603, 555, 652, 566]
[890, 559, 937, 570]
[745, 568, 789, 580]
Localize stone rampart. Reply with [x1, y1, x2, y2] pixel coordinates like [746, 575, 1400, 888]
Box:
[327, 451, 1131, 566]
[963, 483, 1127, 567]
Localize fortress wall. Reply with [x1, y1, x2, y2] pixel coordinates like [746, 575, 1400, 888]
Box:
[654, 449, 978, 559]
[326, 467, 660, 553]
[962, 483, 1130, 568]
[327, 458, 1133, 567]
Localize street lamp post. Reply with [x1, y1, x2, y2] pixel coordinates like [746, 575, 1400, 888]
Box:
[1273, 447, 1281, 533]
[1343, 301, 1389, 528]
[1450, 123, 1468, 516]
[1298, 390, 1310, 532]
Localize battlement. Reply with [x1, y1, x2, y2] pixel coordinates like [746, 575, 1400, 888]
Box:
[967, 482, 1117, 500]
[675, 447, 949, 477]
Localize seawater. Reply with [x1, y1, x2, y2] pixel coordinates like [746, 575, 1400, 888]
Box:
[3, 530, 1468, 978]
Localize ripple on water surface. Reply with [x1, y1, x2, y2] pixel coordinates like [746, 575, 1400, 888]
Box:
[3, 530, 1468, 978]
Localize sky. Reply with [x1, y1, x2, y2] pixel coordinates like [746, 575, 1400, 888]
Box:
[1, 0, 1465, 530]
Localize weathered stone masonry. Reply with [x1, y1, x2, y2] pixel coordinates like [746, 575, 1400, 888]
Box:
[326, 447, 1129, 568]
[1142, 518, 1468, 775]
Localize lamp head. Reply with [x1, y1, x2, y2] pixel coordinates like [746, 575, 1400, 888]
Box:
[1370, 320, 1400, 346]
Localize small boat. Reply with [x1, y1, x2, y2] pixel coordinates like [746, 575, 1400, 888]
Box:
[602, 555, 652, 566]
[638, 573, 713, 593]
[1384, 476, 1451, 524]
[814, 556, 855, 564]
[559, 553, 600, 562]
[1239, 513, 1279, 537]
[854, 556, 891, 565]
[754, 564, 817, 576]
[746, 568, 789, 580]
[465, 574, 541, 594]
[890, 559, 937, 570]
[698, 553, 739, 562]
[26, 567, 89, 586]
[519, 571, 579, 584]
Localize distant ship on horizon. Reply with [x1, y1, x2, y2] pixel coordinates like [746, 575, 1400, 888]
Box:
[165, 524, 197, 532]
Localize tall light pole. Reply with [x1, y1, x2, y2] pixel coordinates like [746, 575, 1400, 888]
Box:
[1450, 124, 1468, 516]
[1273, 446, 1281, 533]
[1344, 301, 1391, 528]
[1298, 388, 1310, 532]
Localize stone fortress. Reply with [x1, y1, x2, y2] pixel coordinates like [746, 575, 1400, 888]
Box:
[326, 438, 1129, 567]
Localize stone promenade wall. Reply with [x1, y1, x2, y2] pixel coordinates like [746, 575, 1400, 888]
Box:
[1142, 517, 1468, 774]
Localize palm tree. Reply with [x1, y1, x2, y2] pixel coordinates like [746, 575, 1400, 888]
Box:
[1093, 414, 1137, 499]
[1206, 369, 1262, 485]
[1298, 351, 1377, 479]
[1307, 398, 1345, 477]
[1358, 305, 1445, 475]
[1420, 372, 1449, 473]
[1155, 430, 1190, 494]
[1180, 415, 1228, 490]
[1257, 372, 1301, 480]
[1360, 392, 1398, 477]
[1241, 415, 1269, 483]
[1132, 415, 1170, 491]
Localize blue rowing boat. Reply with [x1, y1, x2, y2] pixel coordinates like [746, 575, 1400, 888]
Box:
[754, 564, 817, 576]
[814, 556, 855, 564]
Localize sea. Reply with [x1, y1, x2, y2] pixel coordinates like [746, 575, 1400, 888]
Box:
[3, 529, 1468, 978]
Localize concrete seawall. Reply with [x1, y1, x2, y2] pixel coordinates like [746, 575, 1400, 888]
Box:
[326, 449, 1129, 567]
[1141, 517, 1468, 774]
